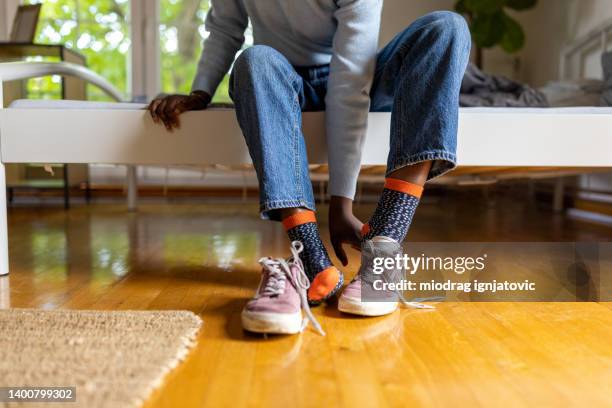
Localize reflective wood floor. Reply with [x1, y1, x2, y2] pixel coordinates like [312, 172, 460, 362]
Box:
[2, 195, 612, 407]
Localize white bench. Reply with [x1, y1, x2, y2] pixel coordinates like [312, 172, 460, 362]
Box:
[1, 61, 612, 275]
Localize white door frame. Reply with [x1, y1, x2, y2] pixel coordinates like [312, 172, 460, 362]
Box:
[130, 0, 160, 101]
[0, 0, 20, 41]
[129, 0, 161, 209]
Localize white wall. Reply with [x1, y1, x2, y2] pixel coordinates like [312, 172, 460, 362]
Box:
[379, 0, 542, 81]
[518, 0, 612, 86]
[380, 1, 520, 78]
[379, 0, 455, 44]
[381, 0, 612, 86]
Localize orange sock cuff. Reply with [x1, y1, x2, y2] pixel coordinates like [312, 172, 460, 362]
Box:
[384, 178, 424, 199]
[282, 210, 317, 231]
[361, 223, 371, 238]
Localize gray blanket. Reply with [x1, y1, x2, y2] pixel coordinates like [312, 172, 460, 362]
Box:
[460, 63, 549, 107]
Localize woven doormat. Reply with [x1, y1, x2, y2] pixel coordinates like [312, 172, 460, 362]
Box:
[0, 309, 202, 408]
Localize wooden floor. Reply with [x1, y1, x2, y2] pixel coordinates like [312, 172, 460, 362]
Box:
[2, 193, 612, 407]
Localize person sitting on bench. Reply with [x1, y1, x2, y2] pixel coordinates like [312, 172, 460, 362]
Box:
[149, 0, 470, 333]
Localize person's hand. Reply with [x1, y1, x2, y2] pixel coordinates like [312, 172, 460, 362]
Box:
[329, 195, 363, 266]
[147, 90, 211, 131]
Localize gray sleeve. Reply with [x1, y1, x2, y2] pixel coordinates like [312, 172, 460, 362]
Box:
[191, 0, 248, 95]
[325, 0, 382, 199]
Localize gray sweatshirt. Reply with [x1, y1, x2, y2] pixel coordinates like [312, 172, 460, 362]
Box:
[192, 0, 383, 199]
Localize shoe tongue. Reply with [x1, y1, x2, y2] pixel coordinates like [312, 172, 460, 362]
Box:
[362, 238, 401, 258]
[359, 238, 402, 282]
[259, 264, 287, 296]
[257, 268, 271, 295]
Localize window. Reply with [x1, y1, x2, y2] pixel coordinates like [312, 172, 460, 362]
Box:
[19, 0, 253, 102]
[24, 0, 131, 101]
[159, 0, 252, 103]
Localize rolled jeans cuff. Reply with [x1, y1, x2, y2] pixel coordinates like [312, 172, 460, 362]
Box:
[387, 150, 457, 181]
[260, 199, 317, 221]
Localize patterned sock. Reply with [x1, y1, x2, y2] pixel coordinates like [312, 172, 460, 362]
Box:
[282, 211, 333, 281]
[362, 178, 424, 242]
[282, 210, 342, 303]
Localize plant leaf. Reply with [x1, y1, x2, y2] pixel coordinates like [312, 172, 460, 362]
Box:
[506, 0, 537, 10]
[500, 14, 525, 52]
[465, 0, 504, 14]
[471, 12, 506, 48]
[454, 0, 469, 14]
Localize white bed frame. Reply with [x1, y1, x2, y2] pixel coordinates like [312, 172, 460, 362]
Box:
[1, 19, 612, 276]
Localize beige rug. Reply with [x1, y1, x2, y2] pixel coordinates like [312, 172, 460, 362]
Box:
[0, 309, 202, 408]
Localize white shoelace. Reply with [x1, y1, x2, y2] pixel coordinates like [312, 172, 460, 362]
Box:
[397, 285, 436, 309]
[257, 241, 325, 336]
[353, 273, 434, 310]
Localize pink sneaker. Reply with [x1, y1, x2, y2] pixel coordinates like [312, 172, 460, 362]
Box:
[339, 274, 400, 316]
[241, 242, 325, 335]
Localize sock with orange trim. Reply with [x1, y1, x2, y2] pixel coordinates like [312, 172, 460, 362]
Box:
[282, 210, 334, 282]
[362, 178, 424, 242]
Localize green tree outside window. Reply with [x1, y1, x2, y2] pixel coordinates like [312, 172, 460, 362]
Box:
[27, 0, 246, 103]
[25, 0, 130, 101]
[159, 0, 251, 103]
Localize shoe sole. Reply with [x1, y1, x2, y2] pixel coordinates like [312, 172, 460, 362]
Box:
[241, 310, 302, 334]
[308, 271, 344, 306]
[338, 295, 398, 317]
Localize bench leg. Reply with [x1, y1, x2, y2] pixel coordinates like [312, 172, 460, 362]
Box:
[63, 164, 70, 210]
[553, 178, 565, 213]
[127, 165, 138, 212]
[0, 163, 9, 276]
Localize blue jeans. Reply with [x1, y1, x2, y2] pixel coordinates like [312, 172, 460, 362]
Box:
[229, 11, 471, 220]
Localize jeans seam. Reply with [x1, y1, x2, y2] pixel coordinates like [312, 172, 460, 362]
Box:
[292, 76, 304, 204]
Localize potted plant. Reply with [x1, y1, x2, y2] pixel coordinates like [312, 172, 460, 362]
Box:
[455, 0, 538, 68]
